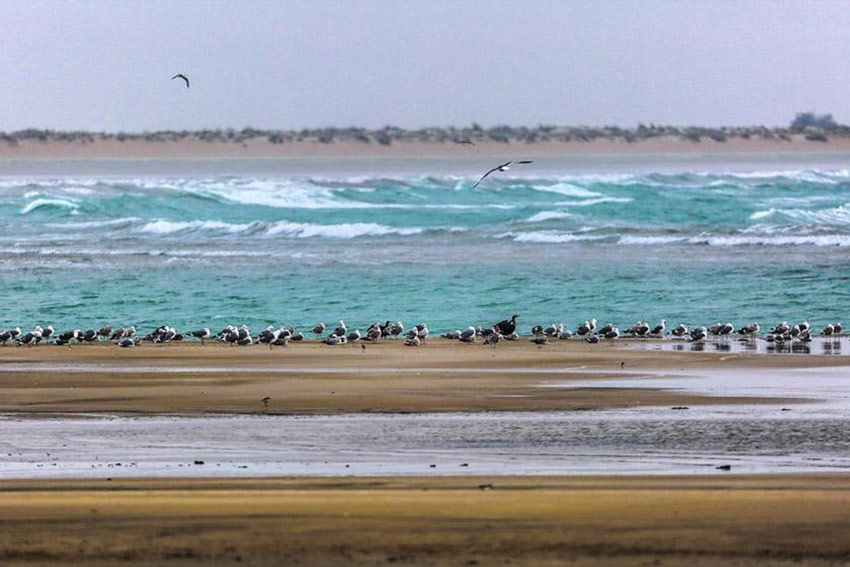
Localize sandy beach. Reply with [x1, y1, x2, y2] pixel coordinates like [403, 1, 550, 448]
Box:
[1, 475, 849, 566]
[0, 340, 834, 415]
[2, 338, 850, 566]
[3, 135, 850, 160]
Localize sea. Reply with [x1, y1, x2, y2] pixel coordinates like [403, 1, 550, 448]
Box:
[3, 152, 850, 334]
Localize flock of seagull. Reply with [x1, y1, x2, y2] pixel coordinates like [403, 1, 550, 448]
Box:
[0, 316, 844, 349]
[523, 318, 843, 345]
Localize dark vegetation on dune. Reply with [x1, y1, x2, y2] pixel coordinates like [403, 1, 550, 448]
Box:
[1, 113, 846, 147]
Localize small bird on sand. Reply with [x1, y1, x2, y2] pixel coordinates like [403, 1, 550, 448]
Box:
[171, 73, 190, 88]
[472, 161, 533, 189]
[262, 396, 271, 407]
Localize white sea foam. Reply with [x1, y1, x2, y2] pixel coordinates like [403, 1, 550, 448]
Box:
[511, 231, 606, 244]
[47, 217, 141, 230]
[617, 235, 687, 245]
[530, 182, 602, 198]
[140, 220, 258, 235]
[749, 209, 777, 220]
[525, 211, 575, 223]
[690, 234, 850, 247]
[266, 221, 422, 239]
[559, 197, 633, 207]
[138, 218, 423, 239]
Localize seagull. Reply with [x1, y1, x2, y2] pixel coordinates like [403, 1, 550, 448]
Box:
[390, 321, 404, 339]
[483, 332, 502, 346]
[332, 320, 346, 337]
[171, 73, 190, 88]
[57, 329, 81, 343]
[416, 324, 429, 340]
[346, 329, 361, 342]
[312, 323, 326, 335]
[543, 324, 562, 337]
[650, 320, 666, 336]
[365, 327, 381, 341]
[595, 323, 614, 336]
[453, 138, 476, 147]
[191, 328, 211, 344]
[494, 315, 518, 336]
[771, 321, 789, 335]
[459, 326, 476, 343]
[472, 160, 533, 189]
[689, 326, 707, 342]
[576, 319, 596, 337]
[604, 327, 620, 340]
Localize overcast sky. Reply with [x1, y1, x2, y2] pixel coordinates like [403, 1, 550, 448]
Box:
[2, 0, 849, 131]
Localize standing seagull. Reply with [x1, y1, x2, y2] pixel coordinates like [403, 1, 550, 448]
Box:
[472, 161, 533, 189]
[171, 73, 190, 88]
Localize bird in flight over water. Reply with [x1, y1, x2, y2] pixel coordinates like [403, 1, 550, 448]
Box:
[171, 73, 190, 88]
[472, 160, 533, 188]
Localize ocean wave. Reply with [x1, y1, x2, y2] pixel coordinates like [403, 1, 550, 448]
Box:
[19, 198, 80, 215]
[748, 204, 850, 225]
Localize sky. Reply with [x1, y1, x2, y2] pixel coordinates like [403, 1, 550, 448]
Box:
[2, 0, 850, 131]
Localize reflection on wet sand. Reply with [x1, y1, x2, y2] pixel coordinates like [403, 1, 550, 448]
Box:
[645, 337, 843, 356]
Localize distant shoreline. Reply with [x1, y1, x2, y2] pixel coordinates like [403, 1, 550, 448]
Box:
[4, 128, 850, 159]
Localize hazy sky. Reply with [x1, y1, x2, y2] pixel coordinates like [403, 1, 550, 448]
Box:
[2, 0, 850, 131]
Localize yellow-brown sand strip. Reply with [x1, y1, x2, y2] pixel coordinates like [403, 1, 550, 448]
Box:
[0, 340, 829, 415]
[0, 475, 848, 566]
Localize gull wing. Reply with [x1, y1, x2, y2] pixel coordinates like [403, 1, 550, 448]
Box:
[472, 161, 512, 189]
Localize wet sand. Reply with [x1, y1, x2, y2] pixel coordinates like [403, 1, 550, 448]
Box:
[1, 475, 849, 567]
[0, 340, 835, 415]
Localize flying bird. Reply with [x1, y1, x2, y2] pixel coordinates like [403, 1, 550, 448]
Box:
[171, 73, 190, 88]
[472, 160, 533, 189]
[453, 138, 476, 147]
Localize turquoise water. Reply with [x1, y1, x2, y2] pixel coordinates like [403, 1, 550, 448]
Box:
[2, 157, 850, 334]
